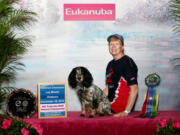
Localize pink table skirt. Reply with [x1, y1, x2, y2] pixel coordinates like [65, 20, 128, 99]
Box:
[25, 111, 180, 135]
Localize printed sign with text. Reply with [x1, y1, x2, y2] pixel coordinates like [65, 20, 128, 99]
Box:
[64, 4, 115, 21]
[38, 83, 67, 118]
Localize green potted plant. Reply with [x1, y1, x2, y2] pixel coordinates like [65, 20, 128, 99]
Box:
[0, 114, 43, 135]
[156, 119, 180, 135]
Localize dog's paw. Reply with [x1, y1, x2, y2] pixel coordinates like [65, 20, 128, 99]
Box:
[103, 111, 112, 116]
[107, 112, 112, 116]
[88, 115, 94, 118]
[80, 113, 85, 117]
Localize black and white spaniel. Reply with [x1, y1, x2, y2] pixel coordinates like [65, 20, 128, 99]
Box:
[68, 66, 111, 118]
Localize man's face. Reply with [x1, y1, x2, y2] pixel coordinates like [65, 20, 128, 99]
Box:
[109, 40, 124, 57]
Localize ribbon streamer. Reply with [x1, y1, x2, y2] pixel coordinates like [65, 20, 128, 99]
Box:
[140, 73, 160, 118]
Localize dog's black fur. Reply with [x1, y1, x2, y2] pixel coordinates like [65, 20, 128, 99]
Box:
[68, 66, 93, 89]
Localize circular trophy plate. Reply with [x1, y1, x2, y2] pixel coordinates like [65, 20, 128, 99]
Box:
[6, 89, 37, 119]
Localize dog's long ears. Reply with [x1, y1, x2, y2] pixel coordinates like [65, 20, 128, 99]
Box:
[68, 68, 77, 88]
[82, 67, 93, 88]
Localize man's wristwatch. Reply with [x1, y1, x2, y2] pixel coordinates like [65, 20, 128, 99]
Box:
[124, 110, 131, 115]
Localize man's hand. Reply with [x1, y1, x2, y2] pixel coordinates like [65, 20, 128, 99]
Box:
[113, 112, 128, 117]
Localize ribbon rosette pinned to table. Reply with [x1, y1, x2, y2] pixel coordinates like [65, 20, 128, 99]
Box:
[140, 73, 160, 118]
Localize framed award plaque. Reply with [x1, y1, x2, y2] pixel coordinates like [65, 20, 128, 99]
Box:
[6, 89, 37, 119]
[38, 83, 67, 118]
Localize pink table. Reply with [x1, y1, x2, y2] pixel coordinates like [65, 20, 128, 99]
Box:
[25, 111, 180, 135]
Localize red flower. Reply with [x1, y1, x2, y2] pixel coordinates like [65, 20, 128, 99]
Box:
[155, 127, 159, 132]
[173, 122, 180, 129]
[159, 119, 168, 128]
[21, 128, 29, 135]
[1, 119, 12, 130]
[31, 123, 43, 135]
[25, 121, 43, 135]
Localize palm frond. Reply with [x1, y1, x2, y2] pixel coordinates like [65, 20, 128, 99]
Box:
[0, 0, 16, 15]
[0, 30, 29, 86]
[169, 0, 180, 34]
[0, 91, 6, 110]
[0, 9, 38, 31]
[172, 24, 180, 33]
[10, 9, 38, 30]
[0, 91, 6, 102]
[171, 58, 180, 61]
[1, 86, 17, 94]
[0, 72, 16, 84]
[0, 86, 17, 109]
[0, 33, 32, 67]
[0, 55, 25, 84]
[0, 0, 38, 32]
[0, 0, 38, 109]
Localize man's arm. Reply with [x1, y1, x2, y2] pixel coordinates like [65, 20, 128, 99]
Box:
[103, 85, 109, 96]
[114, 84, 138, 117]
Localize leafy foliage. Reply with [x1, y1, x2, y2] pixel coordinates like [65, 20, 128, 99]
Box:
[169, 0, 180, 78]
[0, 114, 40, 135]
[0, 0, 37, 109]
[156, 119, 180, 135]
[169, 0, 180, 34]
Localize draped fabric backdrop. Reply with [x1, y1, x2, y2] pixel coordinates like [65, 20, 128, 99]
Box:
[8, 0, 180, 111]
